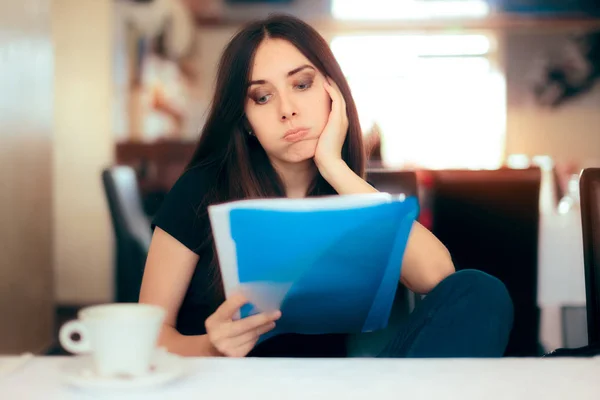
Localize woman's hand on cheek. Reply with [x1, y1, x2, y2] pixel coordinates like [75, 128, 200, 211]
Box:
[314, 77, 349, 173]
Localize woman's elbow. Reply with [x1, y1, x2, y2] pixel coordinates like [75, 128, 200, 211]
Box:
[418, 249, 455, 294]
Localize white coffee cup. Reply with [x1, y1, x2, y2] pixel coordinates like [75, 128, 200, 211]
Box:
[59, 303, 166, 377]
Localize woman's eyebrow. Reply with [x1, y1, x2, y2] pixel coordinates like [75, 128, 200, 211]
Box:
[287, 64, 315, 77]
[248, 64, 315, 87]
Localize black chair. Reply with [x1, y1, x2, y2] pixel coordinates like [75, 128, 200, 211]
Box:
[429, 167, 542, 357]
[579, 168, 600, 346]
[102, 166, 152, 303]
[366, 168, 419, 200]
[544, 168, 600, 357]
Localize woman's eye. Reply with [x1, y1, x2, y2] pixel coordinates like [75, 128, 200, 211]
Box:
[296, 81, 312, 90]
[255, 94, 271, 105]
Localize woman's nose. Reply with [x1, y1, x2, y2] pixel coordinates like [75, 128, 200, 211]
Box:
[281, 111, 297, 121]
[279, 94, 297, 121]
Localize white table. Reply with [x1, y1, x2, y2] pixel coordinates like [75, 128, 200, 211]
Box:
[2, 356, 600, 399]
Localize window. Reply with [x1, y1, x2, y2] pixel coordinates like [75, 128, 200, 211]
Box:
[331, 0, 490, 20]
[330, 33, 506, 169]
[330, 0, 504, 170]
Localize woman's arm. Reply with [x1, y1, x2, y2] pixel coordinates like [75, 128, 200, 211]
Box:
[314, 78, 454, 293]
[139, 227, 220, 357]
[319, 160, 455, 294]
[139, 227, 280, 357]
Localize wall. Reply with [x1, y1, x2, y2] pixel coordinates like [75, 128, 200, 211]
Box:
[0, 0, 55, 353]
[504, 31, 600, 166]
[219, 0, 331, 21]
[53, 0, 114, 304]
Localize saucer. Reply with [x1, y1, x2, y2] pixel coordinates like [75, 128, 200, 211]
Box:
[59, 349, 186, 390]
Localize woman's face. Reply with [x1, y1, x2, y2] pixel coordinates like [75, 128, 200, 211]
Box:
[244, 38, 331, 166]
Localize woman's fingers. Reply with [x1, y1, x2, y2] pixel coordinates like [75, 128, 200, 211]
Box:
[210, 293, 249, 322]
[228, 320, 277, 349]
[226, 310, 281, 337]
[211, 317, 278, 358]
[324, 77, 348, 129]
[325, 77, 346, 112]
[205, 294, 282, 357]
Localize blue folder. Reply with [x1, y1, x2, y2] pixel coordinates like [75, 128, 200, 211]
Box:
[209, 194, 419, 339]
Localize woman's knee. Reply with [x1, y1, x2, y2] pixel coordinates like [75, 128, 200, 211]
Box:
[441, 269, 514, 325]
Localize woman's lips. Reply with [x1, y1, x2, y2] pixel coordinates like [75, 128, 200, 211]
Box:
[283, 128, 310, 142]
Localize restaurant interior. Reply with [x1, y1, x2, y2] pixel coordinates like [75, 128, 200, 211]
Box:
[2, 0, 600, 365]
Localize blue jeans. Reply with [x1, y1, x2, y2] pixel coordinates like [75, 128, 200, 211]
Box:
[377, 269, 514, 358]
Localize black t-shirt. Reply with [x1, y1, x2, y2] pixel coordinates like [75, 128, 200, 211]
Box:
[151, 164, 347, 357]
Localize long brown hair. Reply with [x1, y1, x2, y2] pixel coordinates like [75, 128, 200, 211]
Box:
[188, 13, 364, 200]
[187, 14, 366, 295]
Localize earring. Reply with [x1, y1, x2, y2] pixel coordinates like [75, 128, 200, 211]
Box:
[247, 129, 253, 136]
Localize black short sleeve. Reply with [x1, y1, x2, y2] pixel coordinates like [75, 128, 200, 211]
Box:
[151, 165, 215, 254]
[150, 164, 349, 355]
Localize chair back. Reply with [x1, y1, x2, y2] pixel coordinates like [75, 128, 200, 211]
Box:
[366, 169, 419, 200]
[429, 167, 542, 356]
[579, 168, 600, 345]
[102, 166, 152, 303]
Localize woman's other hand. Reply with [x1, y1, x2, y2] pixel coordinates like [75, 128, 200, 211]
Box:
[205, 293, 281, 357]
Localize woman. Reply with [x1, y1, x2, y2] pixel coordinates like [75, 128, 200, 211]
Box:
[139, 14, 514, 358]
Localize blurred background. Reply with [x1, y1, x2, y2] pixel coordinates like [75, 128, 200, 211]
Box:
[2, 0, 600, 357]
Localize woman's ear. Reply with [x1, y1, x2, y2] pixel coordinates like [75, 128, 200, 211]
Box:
[241, 116, 253, 135]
